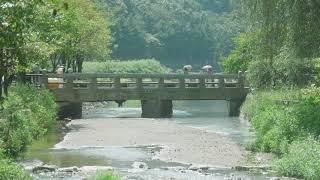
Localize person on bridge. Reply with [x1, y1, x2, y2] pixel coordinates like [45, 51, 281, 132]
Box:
[183, 65, 192, 74]
[202, 65, 213, 74]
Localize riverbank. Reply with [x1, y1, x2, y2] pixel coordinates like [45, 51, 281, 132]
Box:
[242, 87, 320, 179]
[56, 118, 247, 167]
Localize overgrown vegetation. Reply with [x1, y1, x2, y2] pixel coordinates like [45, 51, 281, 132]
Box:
[0, 159, 32, 180]
[0, 84, 57, 158]
[91, 171, 120, 180]
[242, 87, 320, 179]
[0, 84, 57, 179]
[224, 0, 320, 87]
[94, 0, 242, 68]
[83, 59, 171, 74]
[224, 2, 320, 178]
[0, 0, 112, 99]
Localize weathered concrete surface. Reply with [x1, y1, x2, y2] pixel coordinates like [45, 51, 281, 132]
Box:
[141, 100, 173, 118]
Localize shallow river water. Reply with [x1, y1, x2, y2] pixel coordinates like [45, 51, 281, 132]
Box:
[23, 100, 275, 180]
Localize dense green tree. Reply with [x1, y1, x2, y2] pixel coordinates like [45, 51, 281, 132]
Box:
[0, 0, 112, 100]
[95, 0, 242, 68]
[49, 0, 112, 73]
[224, 0, 320, 87]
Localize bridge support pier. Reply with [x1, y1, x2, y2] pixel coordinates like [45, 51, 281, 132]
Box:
[141, 100, 173, 118]
[228, 99, 245, 117]
[58, 102, 82, 119]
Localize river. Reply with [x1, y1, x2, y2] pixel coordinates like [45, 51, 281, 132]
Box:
[22, 100, 275, 179]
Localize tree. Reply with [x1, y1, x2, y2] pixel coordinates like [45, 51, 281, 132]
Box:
[0, 0, 113, 100]
[94, 0, 242, 68]
[225, 0, 320, 87]
[48, 0, 112, 73]
[0, 0, 55, 99]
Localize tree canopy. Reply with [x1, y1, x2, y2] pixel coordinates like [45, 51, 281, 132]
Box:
[0, 0, 112, 99]
[224, 0, 320, 87]
[95, 0, 242, 68]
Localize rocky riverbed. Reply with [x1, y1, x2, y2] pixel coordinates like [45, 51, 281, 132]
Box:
[21, 101, 294, 179]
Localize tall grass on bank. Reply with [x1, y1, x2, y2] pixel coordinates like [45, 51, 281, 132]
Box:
[83, 59, 171, 74]
[92, 171, 120, 180]
[242, 86, 320, 179]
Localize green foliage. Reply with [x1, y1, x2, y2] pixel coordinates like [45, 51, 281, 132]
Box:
[0, 84, 57, 158]
[0, 159, 31, 180]
[83, 59, 172, 74]
[95, 0, 242, 67]
[92, 171, 120, 180]
[242, 90, 302, 154]
[235, 0, 320, 88]
[0, 0, 113, 99]
[275, 137, 320, 179]
[223, 32, 259, 73]
[49, 0, 113, 72]
[243, 87, 320, 179]
[295, 86, 320, 137]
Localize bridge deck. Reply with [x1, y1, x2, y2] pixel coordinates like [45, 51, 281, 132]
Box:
[27, 73, 249, 102]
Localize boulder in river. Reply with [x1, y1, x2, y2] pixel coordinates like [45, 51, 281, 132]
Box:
[32, 165, 58, 174]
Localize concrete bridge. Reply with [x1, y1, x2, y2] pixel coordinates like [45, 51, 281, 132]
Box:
[27, 72, 250, 118]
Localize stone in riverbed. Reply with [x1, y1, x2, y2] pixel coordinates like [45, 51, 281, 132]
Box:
[232, 165, 271, 172]
[57, 166, 79, 173]
[80, 166, 114, 172]
[132, 162, 148, 170]
[32, 165, 58, 174]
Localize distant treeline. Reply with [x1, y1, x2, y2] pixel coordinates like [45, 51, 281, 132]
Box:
[94, 0, 242, 68]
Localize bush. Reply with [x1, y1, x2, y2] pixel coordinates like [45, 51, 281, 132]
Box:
[242, 90, 304, 154]
[92, 171, 120, 180]
[275, 137, 320, 179]
[295, 86, 320, 137]
[243, 87, 320, 179]
[0, 159, 31, 180]
[83, 59, 172, 74]
[0, 84, 57, 158]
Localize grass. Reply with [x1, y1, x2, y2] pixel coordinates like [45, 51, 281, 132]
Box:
[92, 171, 121, 180]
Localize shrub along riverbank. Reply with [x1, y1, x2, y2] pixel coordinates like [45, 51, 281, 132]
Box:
[242, 86, 320, 179]
[0, 84, 57, 179]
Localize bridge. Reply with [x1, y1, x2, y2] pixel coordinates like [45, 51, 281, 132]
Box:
[27, 72, 250, 118]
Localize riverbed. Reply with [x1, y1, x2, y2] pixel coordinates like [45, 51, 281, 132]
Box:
[22, 100, 276, 179]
